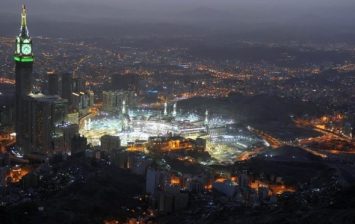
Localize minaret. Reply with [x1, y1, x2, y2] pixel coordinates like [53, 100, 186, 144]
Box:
[84, 120, 88, 131]
[122, 100, 126, 114]
[172, 103, 177, 117]
[88, 118, 92, 131]
[14, 5, 34, 150]
[204, 109, 209, 126]
[164, 101, 168, 116]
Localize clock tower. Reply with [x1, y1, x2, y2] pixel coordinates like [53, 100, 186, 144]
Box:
[14, 5, 34, 64]
[14, 5, 34, 149]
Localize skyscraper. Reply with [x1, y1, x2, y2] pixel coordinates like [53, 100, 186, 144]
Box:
[27, 93, 68, 153]
[47, 71, 59, 95]
[13, 6, 69, 154]
[102, 91, 136, 113]
[61, 72, 73, 104]
[100, 135, 121, 152]
[111, 73, 139, 92]
[14, 5, 34, 148]
[72, 77, 84, 93]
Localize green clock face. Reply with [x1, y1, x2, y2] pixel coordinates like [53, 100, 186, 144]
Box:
[21, 44, 32, 55]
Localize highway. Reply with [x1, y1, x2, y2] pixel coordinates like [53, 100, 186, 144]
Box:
[248, 126, 328, 159]
[247, 127, 284, 149]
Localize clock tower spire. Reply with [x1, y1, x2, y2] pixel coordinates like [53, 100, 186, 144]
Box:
[14, 4, 33, 63]
[20, 5, 29, 38]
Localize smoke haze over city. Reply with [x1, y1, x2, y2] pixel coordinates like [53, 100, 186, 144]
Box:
[1, 0, 355, 40]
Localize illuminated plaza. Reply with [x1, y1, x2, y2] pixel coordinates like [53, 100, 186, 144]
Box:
[79, 107, 265, 164]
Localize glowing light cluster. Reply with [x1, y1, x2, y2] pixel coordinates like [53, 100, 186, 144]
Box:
[79, 109, 263, 164]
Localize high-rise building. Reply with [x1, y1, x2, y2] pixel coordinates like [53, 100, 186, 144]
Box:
[53, 123, 79, 154]
[146, 168, 162, 195]
[47, 71, 59, 95]
[72, 77, 84, 93]
[238, 172, 250, 189]
[71, 91, 94, 115]
[71, 135, 88, 155]
[27, 93, 68, 154]
[100, 135, 121, 152]
[111, 73, 139, 92]
[194, 138, 206, 151]
[87, 90, 95, 107]
[61, 72, 73, 104]
[0, 96, 14, 128]
[102, 90, 136, 113]
[14, 5, 34, 149]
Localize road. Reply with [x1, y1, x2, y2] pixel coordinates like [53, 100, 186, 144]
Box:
[249, 126, 328, 159]
[248, 127, 284, 149]
[313, 127, 352, 143]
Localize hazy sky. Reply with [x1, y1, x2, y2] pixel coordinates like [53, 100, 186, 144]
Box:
[1, 0, 355, 39]
[1, 0, 354, 22]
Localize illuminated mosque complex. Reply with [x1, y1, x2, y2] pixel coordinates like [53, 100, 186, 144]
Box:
[79, 101, 265, 163]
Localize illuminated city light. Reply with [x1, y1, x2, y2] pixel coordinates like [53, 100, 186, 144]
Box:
[79, 109, 264, 164]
